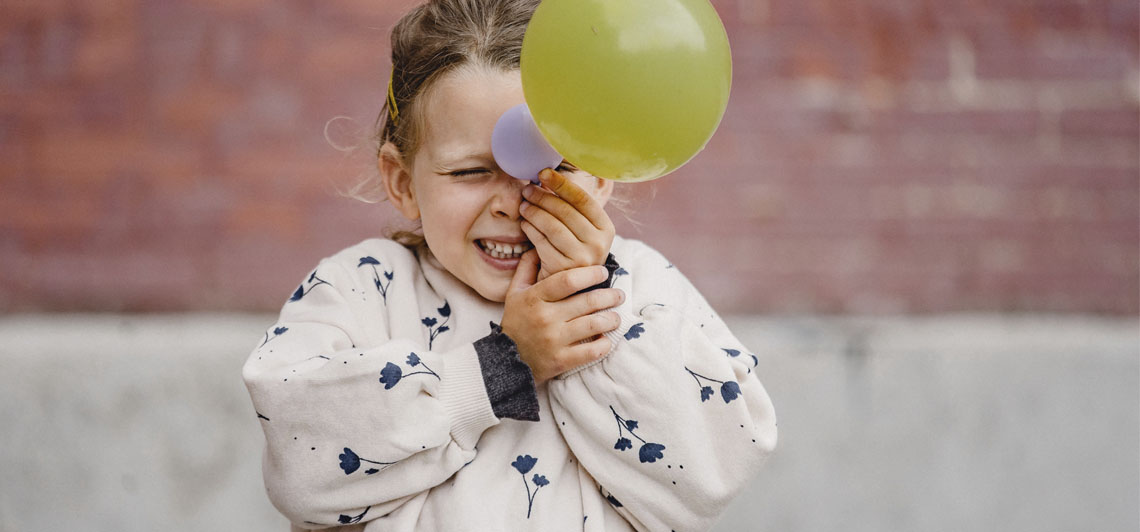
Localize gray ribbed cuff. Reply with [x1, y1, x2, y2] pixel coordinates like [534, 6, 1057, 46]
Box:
[473, 322, 540, 422]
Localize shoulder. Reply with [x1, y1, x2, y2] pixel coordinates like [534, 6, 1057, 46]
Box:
[610, 235, 675, 273]
[308, 238, 424, 294]
[609, 235, 705, 306]
[324, 238, 421, 271]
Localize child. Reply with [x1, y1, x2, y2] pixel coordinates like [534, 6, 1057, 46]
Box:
[243, 0, 777, 530]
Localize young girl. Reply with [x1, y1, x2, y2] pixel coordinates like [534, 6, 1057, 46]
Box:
[243, 1, 777, 530]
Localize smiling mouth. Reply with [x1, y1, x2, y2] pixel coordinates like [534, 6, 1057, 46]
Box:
[476, 239, 533, 260]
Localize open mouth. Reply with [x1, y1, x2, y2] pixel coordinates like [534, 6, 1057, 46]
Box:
[476, 239, 533, 261]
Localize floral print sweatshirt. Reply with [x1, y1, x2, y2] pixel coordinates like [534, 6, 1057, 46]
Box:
[243, 236, 777, 532]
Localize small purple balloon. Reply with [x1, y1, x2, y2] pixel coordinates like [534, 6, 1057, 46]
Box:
[492, 103, 563, 183]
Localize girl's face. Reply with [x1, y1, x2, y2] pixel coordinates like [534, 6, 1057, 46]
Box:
[381, 65, 610, 303]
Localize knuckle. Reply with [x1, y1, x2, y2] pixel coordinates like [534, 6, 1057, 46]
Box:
[550, 355, 569, 375]
[604, 312, 620, 330]
[564, 272, 582, 292]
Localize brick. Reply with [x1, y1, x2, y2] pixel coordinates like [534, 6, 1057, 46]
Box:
[30, 128, 145, 185]
[155, 82, 242, 132]
[71, 0, 139, 22]
[1059, 108, 1140, 137]
[974, 39, 1134, 81]
[73, 23, 139, 81]
[0, 26, 32, 88]
[0, 0, 71, 22]
[187, 0, 273, 17]
[35, 17, 80, 82]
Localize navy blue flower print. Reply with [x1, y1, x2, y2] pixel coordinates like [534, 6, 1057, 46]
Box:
[614, 267, 629, 277]
[623, 322, 645, 341]
[609, 406, 666, 464]
[404, 353, 439, 378]
[721, 381, 742, 402]
[378, 353, 440, 390]
[259, 326, 288, 348]
[358, 256, 394, 303]
[511, 455, 537, 474]
[639, 443, 666, 464]
[511, 455, 548, 518]
[338, 506, 370, 525]
[378, 362, 402, 389]
[289, 270, 332, 302]
[723, 348, 759, 372]
[422, 301, 451, 349]
[685, 366, 742, 404]
[339, 447, 397, 475]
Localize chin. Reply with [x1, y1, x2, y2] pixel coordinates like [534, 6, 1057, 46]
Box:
[471, 279, 510, 304]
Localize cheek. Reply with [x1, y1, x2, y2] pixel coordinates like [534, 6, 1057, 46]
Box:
[418, 189, 486, 241]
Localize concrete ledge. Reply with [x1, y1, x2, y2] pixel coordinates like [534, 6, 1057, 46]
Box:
[1, 314, 1136, 531]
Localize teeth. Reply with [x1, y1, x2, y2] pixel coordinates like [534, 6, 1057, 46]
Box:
[479, 239, 530, 259]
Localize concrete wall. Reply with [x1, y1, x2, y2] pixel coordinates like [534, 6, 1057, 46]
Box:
[1, 313, 1135, 531]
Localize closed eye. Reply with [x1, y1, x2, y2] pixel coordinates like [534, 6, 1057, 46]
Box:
[448, 168, 491, 177]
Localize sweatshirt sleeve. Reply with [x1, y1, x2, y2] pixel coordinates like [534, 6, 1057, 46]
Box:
[546, 245, 778, 532]
[242, 251, 536, 529]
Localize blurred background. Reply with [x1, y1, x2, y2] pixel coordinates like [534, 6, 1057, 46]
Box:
[0, 0, 1136, 531]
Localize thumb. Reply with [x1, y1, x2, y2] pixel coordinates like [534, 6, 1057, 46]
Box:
[507, 249, 540, 295]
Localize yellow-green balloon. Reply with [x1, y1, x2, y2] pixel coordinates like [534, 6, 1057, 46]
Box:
[521, 0, 732, 182]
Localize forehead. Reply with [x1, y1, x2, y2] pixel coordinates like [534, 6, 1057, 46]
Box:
[418, 66, 525, 164]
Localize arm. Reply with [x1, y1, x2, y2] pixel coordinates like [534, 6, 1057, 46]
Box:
[546, 248, 778, 531]
[243, 253, 537, 529]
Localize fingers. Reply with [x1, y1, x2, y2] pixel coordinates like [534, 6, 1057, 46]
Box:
[535, 265, 610, 302]
[520, 217, 571, 265]
[564, 335, 613, 367]
[564, 311, 621, 345]
[521, 169, 615, 275]
[538, 168, 613, 233]
[522, 184, 595, 246]
[563, 287, 625, 319]
[507, 249, 540, 295]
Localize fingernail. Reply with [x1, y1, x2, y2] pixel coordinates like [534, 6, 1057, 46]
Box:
[522, 185, 535, 198]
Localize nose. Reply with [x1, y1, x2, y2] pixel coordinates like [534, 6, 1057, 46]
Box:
[490, 173, 527, 220]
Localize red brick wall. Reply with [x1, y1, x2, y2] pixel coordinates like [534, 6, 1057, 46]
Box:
[1, 0, 1137, 314]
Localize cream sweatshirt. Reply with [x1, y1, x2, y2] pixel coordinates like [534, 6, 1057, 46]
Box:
[243, 236, 777, 532]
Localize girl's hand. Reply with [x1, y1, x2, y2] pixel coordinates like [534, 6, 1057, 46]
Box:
[520, 168, 616, 282]
[502, 250, 625, 384]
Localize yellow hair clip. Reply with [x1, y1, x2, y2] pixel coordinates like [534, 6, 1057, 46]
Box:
[387, 69, 400, 124]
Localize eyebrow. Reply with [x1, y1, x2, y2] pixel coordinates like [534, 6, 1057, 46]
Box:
[433, 145, 491, 162]
[431, 151, 497, 173]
